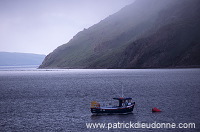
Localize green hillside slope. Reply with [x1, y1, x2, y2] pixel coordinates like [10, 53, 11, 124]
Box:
[39, 0, 200, 69]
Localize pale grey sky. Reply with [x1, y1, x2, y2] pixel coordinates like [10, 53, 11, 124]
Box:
[0, 0, 135, 55]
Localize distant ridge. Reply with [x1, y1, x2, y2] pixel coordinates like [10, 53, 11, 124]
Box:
[39, 0, 200, 69]
[0, 52, 46, 66]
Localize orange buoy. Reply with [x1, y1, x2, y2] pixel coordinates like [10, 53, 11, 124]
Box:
[152, 107, 161, 112]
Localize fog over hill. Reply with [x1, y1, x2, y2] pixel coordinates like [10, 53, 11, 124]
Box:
[39, 0, 200, 69]
[0, 52, 45, 66]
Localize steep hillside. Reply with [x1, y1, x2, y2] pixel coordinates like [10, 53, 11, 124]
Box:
[39, 0, 200, 69]
[0, 52, 46, 66]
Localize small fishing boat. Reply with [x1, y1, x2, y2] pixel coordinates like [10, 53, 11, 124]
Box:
[91, 97, 135, 114]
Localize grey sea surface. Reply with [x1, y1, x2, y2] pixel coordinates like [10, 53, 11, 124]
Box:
[0, 68, 200, 131]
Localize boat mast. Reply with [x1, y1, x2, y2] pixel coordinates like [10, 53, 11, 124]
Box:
[121, 83, 124, 98]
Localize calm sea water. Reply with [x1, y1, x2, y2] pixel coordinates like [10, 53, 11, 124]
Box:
[0, 69, 200, 131]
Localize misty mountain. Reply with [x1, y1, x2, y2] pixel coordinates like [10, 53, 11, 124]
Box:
[0, 52, 45, 66]
[39, 0, 200, 69]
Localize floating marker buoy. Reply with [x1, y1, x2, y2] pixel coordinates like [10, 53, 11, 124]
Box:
[152, 107, 161, 112]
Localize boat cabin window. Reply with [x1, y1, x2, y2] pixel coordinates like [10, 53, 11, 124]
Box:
[124, 99, 132, 106]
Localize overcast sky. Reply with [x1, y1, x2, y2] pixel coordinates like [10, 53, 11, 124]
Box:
[0, 0, 135, 55]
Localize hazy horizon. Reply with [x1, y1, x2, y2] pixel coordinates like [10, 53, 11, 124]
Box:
[0, 0, 135, 55]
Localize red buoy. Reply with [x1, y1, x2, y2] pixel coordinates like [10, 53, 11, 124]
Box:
[152, 107, 161, 112]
